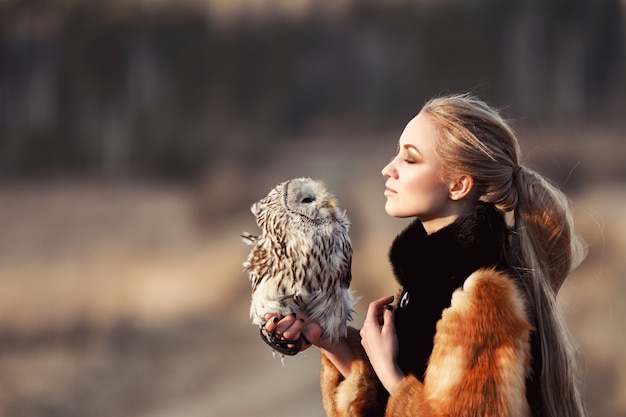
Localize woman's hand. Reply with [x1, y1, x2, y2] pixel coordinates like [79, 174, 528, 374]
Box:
[360, 295, 404, 394]
[262, 312, 355, 378]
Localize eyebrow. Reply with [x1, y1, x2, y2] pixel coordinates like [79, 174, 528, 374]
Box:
[402, 143, 422, 155]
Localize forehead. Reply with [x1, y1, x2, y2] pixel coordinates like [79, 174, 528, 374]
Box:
[398, 112, 438, 151]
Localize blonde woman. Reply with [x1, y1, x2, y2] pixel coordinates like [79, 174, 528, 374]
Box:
[263, 94, 587, 417]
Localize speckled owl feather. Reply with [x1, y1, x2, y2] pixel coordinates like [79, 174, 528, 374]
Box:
[242, 177, 355, 344]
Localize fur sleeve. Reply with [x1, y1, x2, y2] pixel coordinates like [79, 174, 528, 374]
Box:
[386, 268, 533, 417]
[320, 327, 384, 417]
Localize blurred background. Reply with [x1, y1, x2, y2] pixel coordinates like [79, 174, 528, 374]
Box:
[0, 0, 625, 416]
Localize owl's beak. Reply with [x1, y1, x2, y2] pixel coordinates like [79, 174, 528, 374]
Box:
[325, 199, 336, 209]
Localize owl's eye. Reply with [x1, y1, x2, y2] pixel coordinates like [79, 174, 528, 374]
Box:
[301, 196, 315, 204]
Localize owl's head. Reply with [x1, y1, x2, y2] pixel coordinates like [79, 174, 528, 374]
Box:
[251, 177, 343, 228]
[283, 177, 338, 223]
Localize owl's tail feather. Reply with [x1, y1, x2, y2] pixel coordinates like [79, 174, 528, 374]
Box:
[241, 232, 257, 245]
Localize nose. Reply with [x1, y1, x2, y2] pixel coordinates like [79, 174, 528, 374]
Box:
[382, 158, 398, 179]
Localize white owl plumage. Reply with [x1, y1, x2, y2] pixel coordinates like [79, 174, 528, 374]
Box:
[242, 177, 354, 346]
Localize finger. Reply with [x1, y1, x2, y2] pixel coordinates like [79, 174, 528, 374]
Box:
[264, 313, 281, 322]
[365, 295, 394, 326]
[382, 305, 396, 334]
[275, 313, 298, 335]
[263, 315, 281, 333]
[283, 318, 305, 340]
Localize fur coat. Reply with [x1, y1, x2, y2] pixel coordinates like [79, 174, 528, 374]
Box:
[320, 203, 536, 417]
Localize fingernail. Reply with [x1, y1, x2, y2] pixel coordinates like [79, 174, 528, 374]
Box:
[273, 317, 279, 323]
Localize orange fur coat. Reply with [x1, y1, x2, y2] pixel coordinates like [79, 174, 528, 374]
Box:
[320, 268, 533, 417]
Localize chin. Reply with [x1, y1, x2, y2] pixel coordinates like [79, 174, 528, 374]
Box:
[385, 203, 413, 218]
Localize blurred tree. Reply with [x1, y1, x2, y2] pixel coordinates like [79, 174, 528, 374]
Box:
[0, 0, 623, 177]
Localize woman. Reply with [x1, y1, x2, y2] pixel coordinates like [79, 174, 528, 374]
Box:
[262, 94, 588, 417]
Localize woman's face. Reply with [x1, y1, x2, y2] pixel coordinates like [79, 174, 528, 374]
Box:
[382, 113, 459, 231]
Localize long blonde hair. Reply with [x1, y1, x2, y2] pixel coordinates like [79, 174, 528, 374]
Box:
[421, 93, 588, 417]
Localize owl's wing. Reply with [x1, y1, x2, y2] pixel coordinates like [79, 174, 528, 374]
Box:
[341, 266, 352, 289]
[251, 265, 273, 290]
[340, 241, 352, 289]
[243, 241, 274, 291]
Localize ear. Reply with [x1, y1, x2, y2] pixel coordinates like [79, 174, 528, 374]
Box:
[448, 174, 473, 201]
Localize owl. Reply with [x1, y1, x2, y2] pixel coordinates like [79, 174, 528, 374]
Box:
[242, 177, 354, 351]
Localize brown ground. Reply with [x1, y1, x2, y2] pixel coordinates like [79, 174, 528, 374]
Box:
[0, 129, 624, 417]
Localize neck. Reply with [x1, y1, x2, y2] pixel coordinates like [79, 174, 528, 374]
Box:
[421, 200, 474, 234]
[421, 213, 460, 235]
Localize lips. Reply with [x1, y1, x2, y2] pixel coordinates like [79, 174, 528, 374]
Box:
[384, 184, 397, 196]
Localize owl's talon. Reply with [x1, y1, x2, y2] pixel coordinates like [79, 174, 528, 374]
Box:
[260, 324, 302, 356]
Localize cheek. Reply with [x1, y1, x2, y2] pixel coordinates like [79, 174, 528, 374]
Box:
[405, 169, 442, 194]
[405, 171, 449, 209]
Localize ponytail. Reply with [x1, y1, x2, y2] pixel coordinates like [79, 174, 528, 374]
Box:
[510, 166, 586, 291]
[508, 166, 588, 417]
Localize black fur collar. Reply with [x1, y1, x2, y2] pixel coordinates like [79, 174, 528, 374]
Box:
[389, 202, 508, 290]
